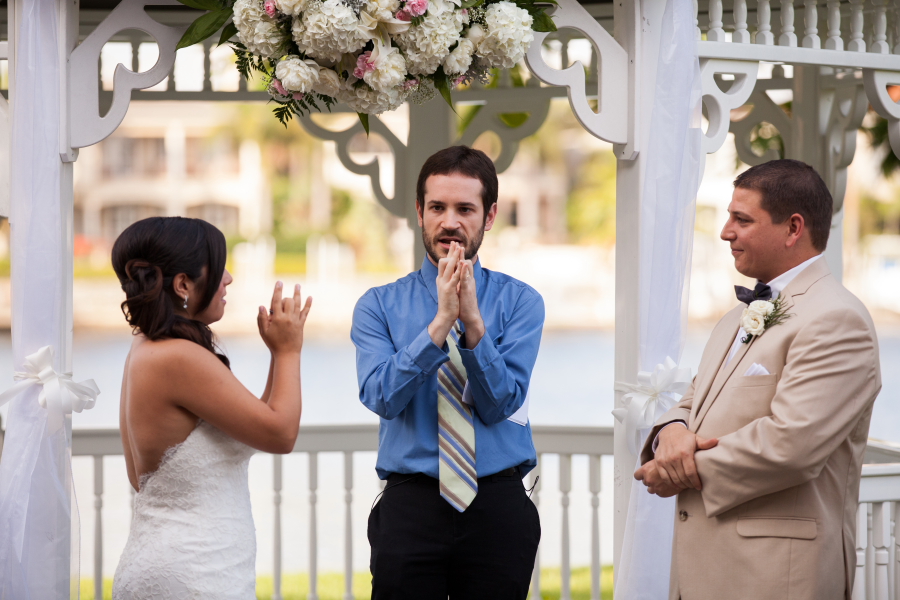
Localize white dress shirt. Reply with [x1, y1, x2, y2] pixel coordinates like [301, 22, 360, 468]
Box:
[651, 254, 823, 452]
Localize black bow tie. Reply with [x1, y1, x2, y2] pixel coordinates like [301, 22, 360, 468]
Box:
[735, 282, 772, 304]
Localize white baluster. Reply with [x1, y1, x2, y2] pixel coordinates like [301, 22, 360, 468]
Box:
[708, 0, 726, 41]
[873, 0, 891, 52]
[734, 0, 750, 42]
[802, 0, 820, 47]
[589, 455, 601, 600]
[868, 504, 876, 600]
[273, 454, 283, 600]
[874, 503, 890, 600]
[780, 0, 798, 46]
[854, 503, 867, 600]
[849, 0, 866, 52]
[893, 502, 900, 600]
[344, 452, 354, 600]
[530, 456, 542, 600]
[826, 0, 843, 50]
[757, 0, 775, 44]
[309, 452, 319, 600]
[94, 456, 104, 600]
[560, 454, 572, 600]
[693, 0, 701, 39]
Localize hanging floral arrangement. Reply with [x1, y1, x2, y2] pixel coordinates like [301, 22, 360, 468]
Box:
[175, 0, 555, 131]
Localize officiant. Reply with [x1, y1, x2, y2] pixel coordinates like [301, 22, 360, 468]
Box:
[351, 146, 544, 599]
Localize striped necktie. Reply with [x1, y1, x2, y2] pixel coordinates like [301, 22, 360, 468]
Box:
[437, 321, 477, 511]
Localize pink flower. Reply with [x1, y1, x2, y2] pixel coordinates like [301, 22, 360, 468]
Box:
[405, 0, 428, 17]
[264, 0, 278, 17]
[402, 78, 419, 89]
[453, 75, 466, 86]
[292, 92, 305, 101]
[395, 8, 412, 21]
[271, 78, 289, 97]
[353, 51, 376, 79]
[461, 8, 468, 16]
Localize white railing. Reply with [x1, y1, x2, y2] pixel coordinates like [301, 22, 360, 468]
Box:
[70, 424, 614, 600]
[0, 423, 891, 599]
[696, 0, 900, 69]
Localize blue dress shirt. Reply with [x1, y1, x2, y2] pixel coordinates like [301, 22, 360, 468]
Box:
[351, 257, 545, 480]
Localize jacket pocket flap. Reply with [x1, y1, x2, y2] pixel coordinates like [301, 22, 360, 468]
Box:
[736, 517, 817, 539]
[732, 373, 778, 388]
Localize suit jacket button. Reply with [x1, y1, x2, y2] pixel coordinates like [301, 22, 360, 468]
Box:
[679, 510, 688, 521]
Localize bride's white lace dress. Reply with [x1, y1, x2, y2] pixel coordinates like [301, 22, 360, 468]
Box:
[113, 421, 257, 599]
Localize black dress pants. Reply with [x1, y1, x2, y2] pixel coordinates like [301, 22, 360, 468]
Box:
[368, 468, 541, 600]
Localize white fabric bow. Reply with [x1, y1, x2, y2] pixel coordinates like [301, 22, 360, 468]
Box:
[0, 346, 99, 415]
[612, 357, 691, 456]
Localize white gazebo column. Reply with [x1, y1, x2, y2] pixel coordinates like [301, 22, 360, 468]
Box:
[610, 0, 666, 572]
[0, 0, 78, 595]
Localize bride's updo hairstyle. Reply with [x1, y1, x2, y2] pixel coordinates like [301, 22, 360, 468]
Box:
[112, 216, 230, 368]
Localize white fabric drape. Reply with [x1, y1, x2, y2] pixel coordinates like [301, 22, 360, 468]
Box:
[0, 0, 75, 597]
[614, 0, 703, 597]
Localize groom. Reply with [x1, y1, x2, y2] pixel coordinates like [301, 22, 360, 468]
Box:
[352, 146, 543, 599]
[635, 159, 881, 600]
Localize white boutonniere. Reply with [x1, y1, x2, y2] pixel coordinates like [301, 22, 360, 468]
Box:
[740, 298, 791, 343]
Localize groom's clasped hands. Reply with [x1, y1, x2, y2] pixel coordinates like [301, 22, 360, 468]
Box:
[635, 424, 718, 497]
[428, 241, 485, 349]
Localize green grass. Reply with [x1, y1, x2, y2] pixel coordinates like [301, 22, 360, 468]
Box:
[80, 566, 613, 600]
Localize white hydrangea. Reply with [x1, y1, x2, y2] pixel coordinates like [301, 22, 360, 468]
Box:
[313, 67, 343, 97]
[442, 38, 474, 75]
[364, 46, 408, 91]
[275, 0, 309, 16]
[365, 0, 401, 21]
[395, 8, 467, 75]
[233, 0, 290, 59]
[338, 81, 407, 114]
[477, 1, 534, 69]
[294, 0, 370, 63]
[465, 23, 486, 46]
[275, 56, 320, 93]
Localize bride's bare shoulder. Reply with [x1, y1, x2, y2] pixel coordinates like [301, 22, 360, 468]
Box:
[128, 337, 226, 379]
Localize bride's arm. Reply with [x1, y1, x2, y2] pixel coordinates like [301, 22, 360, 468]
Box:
[260, 353, 275, 404]
[146, 283, 312, 454]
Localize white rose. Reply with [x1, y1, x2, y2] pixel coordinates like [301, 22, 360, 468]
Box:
[337, 81, 407, 114]
[276, 0, 308, 16]
[233, 0, 290, 58]
[465, 23, 486, 46]
[443, 38, 475, 75]
[313, 67, 342, 97]
[275, 56, 320, 93]
[747, 299, 775, 318]
[366, 0, 401, 20]
[363, 46, 408, 92]
[477, 1, 534, 69]
[740, 308, 767, 337]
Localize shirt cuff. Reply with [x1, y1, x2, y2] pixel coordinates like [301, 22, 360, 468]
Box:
[651, 421, 687, 453]
[406, 327, 450, 374]
[457, 331, 501, 374]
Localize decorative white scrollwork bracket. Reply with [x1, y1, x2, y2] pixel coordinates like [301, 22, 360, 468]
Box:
[524, 0, 628, 147]
[699, 59, 759, 155]
[0, 40, 9, 217]
[864, 69, 900, 159]
[65, 0, 187, 157]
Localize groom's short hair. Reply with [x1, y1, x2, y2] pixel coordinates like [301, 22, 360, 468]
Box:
[416, 146, 498, 218]
[733, 159, 833, 251]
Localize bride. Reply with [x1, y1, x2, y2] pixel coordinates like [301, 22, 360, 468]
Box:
[110, 217, 312, 599]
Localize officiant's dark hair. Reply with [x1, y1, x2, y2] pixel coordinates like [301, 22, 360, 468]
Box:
[416, 146, 498, 220]
[733, 159, 833, 251]
[111, 216, 230, 368]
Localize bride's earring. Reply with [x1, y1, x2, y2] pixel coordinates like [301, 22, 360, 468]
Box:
[183, 295, 189, 310]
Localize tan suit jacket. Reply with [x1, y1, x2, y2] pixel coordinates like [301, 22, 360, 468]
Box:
[642, 258, 881, 600]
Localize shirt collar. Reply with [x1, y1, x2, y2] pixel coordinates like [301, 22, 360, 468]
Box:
[419, 255, 484, 304]
[764, 254, 823, 298]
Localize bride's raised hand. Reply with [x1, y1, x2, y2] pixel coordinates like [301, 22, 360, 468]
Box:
[257, 281, 313, 355]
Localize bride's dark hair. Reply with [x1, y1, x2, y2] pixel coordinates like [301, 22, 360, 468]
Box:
[112, 216, 230, 368]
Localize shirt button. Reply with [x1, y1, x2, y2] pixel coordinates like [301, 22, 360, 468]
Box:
[679, 510, 688, 521]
